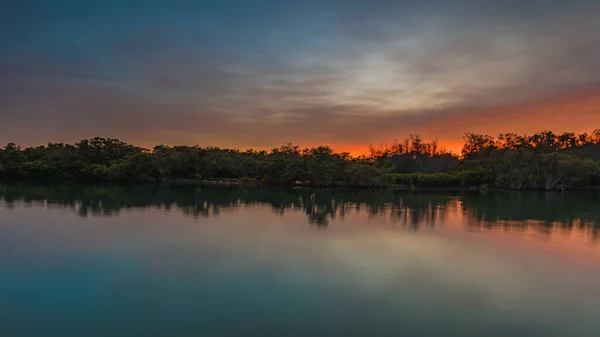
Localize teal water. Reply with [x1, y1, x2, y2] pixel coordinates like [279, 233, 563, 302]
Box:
[1, 185, 600, 337]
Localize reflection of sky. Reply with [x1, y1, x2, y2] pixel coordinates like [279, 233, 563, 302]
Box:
[2, 204, 600, 336]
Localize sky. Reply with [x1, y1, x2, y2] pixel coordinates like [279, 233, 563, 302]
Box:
[2, 0, 600, 154]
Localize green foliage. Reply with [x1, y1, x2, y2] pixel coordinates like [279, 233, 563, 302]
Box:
[347, 162, 393, 187]
[239, 177, 254, 183]
[107, 153, 164, 182]
[81, 164, 110, 180]
[390, 170, 494, 188]
[2, 129, 600, 189]
[460, 130, 600, 190]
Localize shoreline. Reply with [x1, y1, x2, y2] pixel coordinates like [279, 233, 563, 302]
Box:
[4, 178, 595, 192]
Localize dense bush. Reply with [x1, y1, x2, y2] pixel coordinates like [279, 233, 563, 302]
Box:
[0, 138, 391, 187]
[2, 129, 600, 189]
[390, 170, 494, 188]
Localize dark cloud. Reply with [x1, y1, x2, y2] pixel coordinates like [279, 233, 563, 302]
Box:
[1, 0, 600, 152]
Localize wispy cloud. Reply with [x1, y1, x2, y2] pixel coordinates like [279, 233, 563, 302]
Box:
[1, 0, 600, 153]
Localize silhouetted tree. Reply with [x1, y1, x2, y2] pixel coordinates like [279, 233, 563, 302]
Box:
[2, 129, 600, 189]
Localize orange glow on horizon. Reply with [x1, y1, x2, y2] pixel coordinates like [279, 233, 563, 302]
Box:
[332, 140, 465, 157]
[75, 87, 600, 158]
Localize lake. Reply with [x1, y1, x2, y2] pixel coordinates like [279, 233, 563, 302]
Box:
[1, 184, 600, 337]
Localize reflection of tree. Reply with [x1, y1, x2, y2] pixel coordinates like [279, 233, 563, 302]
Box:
[1, 185, 599, 237]
[461, 191, 600, 224]
[461, 191, 600, 241]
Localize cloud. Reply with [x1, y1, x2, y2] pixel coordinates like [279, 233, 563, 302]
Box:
[1, 0, 600, 153]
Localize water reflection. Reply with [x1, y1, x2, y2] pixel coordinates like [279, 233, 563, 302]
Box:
[1, 184, 599, 237]
[2, 184, 600, 337]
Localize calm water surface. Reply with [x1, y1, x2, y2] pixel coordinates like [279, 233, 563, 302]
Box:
[1, 185, 600, 337]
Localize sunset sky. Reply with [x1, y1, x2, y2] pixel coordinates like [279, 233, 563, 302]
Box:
[2, 0, 600, 155]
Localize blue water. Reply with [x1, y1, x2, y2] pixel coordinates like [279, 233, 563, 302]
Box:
[1, 186, 600, 336]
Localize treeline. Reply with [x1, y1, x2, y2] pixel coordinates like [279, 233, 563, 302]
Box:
[0, 139, 392, 186]
[1, 129, 600, 189]
[366, 130, 600, 190]
[460, 130, 600, 190]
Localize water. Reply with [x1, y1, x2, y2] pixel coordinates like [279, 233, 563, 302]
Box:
[1, 185, 600, 337]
